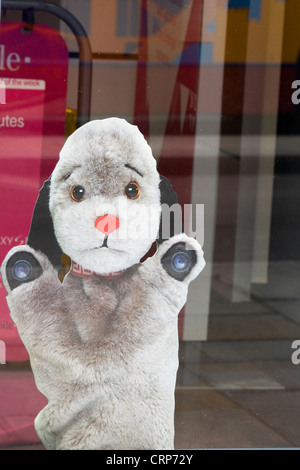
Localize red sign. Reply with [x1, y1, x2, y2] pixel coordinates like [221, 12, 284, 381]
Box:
[0, 23, 68, 361]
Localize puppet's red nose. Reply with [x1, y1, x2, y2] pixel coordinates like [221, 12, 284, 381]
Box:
[95, 215, 119, 234]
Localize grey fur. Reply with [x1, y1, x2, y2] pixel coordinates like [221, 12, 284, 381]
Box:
[1, 118, 205, 450]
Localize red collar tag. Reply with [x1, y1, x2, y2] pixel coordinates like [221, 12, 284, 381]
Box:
[70, 260, 126, 279]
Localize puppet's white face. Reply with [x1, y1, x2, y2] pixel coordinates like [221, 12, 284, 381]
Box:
[49, 119, 161, 273]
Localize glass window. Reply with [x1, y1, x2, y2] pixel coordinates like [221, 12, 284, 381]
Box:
[0, 0, 299, 452]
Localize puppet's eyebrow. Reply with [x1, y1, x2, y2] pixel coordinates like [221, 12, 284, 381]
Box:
[61, 165, 82, 181]
[125, 163, 143, 178]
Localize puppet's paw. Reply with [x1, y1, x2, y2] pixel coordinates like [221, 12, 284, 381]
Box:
[1, 245, 47, 292]
[160, 233, 205, 282]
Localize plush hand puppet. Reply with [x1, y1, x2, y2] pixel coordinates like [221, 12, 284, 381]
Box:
[1, 118, 205, 450]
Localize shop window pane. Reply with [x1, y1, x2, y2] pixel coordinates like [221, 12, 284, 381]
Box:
[0, 0, 299, 452]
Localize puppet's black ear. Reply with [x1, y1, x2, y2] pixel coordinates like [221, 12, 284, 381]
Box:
[157, 174, 183, 245]
[27, 177, 63, 270]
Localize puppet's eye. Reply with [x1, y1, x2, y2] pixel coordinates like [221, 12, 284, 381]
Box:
[71, 185, 85, 202]
[125, 182, 140, 200]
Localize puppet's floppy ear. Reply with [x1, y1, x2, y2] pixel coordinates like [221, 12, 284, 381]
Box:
[157, 175, 183, 245]
[27, 177, 63, 270]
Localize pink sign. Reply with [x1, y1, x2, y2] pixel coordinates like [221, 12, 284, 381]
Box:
[0, 23, 68, 361]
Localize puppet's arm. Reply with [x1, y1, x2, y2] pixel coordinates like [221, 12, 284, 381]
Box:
[1, 246, 104, 380]
[0, 245, 78, 356]
[139, 233, 205, 312]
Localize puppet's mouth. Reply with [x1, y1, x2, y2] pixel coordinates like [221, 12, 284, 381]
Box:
[101, 236, 109, 248]
[86, 236, 124, 253]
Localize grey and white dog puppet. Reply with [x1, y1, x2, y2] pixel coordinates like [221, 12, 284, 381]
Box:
[1, 118, 205, 450]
